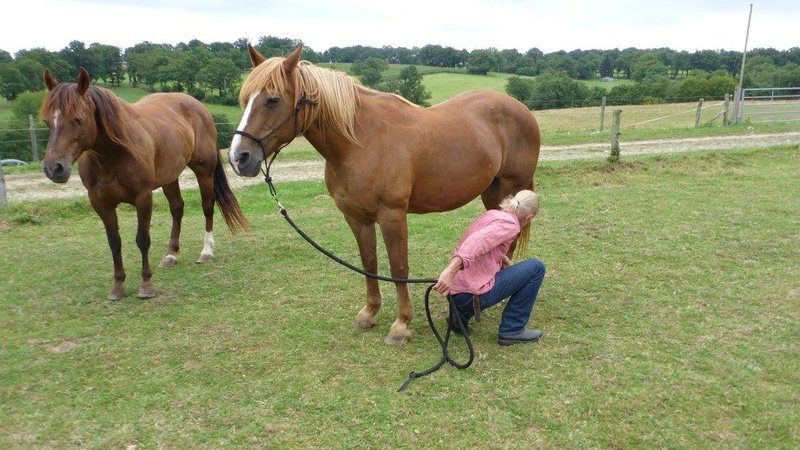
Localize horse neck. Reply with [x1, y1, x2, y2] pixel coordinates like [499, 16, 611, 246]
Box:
[302, 123, 357, 165]
[91, 99, 137, 155]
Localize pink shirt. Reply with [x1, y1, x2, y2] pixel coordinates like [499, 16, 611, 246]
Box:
[450, 209, 521, 295]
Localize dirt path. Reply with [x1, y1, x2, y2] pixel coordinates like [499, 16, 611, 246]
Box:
[3, 132, 798, 202]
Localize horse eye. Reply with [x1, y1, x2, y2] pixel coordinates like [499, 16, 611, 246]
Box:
[74, 117, 84, 126]
[265, 97, 280, 108]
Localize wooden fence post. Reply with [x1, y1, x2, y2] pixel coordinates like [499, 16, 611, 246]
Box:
[599, 96, 607, 132]
[608, 109, 621, 163]
[29, 114, 40, 162]
[733, 87, 742, 124]
[694, 98, 704, 127]
[723, 94, 730, 125]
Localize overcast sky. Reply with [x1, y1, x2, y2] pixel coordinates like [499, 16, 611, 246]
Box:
[3, 0, 797, 56]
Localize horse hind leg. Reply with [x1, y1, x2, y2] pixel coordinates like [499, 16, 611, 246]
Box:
[379, 214, 413, 346]
[194, 170, 216, 264]
[159, 181, 184, 268]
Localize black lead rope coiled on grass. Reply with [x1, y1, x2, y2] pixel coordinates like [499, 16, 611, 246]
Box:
[259, 156, 475, 391]
[277, 203, 475, 392]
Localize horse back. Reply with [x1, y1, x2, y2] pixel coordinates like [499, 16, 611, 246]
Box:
[132, 93, 219, 184]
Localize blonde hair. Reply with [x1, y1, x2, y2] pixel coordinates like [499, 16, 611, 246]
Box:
[500, 190, 539, 259]
[500, 190, 539, 219]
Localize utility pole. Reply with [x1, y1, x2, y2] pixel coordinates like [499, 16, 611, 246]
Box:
[738, 4, 753, 92]
[734, 3, 753, 124]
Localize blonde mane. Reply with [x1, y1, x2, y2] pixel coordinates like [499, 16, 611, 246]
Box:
[239, 57, 365, 144]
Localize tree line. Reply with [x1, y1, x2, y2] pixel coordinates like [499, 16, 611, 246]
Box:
[2, 35, 799, 105]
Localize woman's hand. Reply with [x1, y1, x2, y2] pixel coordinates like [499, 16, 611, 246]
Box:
[432, 256, 463, 297]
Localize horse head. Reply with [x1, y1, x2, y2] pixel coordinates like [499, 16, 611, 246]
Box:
[229, 44, 308, 177]
[40, 68, 98, 183]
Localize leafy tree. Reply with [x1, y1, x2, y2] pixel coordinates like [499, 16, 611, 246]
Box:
[542, 51, 578, 78]
[600, 54, 614, 78]
[10, 91, 46, 119]
[125, 42, 172, 89]
[60, 41, 100, 78]
[505, 75, 535, 103]
[630, 53, 670, 82]
[691, 50, 723, 73]
[0, 64, 27, 101]
[467, 50, 499, 75]
[350, 58, 388, 87]
[15, 48, 72, 82]
[416, 45, 467, 67]
[526, 70, 590, 109]
[88, 44, 123, 85]
[197, 57, 241, 102]
[395, 66, 431, 106]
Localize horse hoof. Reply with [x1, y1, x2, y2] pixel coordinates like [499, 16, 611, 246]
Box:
[384, 333, 410, 346]
[353, 318, 377, 331]
[159, 255, 178, 268]
[196, 253, 213, 264]
[137, 283, 156, 299]
[107, 292, 125, 301]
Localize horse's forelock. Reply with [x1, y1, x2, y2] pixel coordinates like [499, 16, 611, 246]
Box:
[41, 83, 86, 119]
[239, 57, 361, 145]
[239, 57, 289, 107]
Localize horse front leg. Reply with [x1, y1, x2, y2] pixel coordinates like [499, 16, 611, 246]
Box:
[135, 193, 156, 298]
[92, 201, 126, 300]
[379, 213, 412, 346]
[159, 180, 184, 268]
[345, 217, 382, 332]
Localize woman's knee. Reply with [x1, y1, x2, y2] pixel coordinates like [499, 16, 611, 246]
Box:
[525, 258, 546, 280]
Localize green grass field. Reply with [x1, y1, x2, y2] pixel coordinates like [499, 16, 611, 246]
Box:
[1, 146, 798, 448]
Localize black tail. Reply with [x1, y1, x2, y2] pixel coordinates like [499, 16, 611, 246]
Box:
[213, 157, 250, 233]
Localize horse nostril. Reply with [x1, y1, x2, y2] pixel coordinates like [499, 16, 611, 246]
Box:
[53, 162, 65, 176]
[235, 151, 250, 166]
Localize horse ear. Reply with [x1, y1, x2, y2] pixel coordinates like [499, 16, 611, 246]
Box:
[282, 43, 304, 72]
[247, 43, 266, 67]
[76, 68, 91, 95]
[44, 69, 58, 91]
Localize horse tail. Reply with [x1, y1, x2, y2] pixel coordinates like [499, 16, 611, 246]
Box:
[213, 157, 250, 233]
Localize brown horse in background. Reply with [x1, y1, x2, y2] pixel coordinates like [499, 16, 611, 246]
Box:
[229, 44, 539, 345]
[41, 68, 249, 300]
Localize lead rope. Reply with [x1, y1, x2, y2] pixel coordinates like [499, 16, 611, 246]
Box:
[260, 154, 474, 392]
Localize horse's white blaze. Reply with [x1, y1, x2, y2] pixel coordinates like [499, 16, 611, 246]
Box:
[229, 93, 259, 172]
[53, 110, 60, 128]
[201, 231, 215, 257]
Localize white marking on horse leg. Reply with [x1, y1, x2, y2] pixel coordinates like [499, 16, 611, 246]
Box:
[196, 231, 215, 263]
[229, 93, 259, 171]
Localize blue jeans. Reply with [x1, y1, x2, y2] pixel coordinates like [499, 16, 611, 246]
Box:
[451, 258, 546, 334]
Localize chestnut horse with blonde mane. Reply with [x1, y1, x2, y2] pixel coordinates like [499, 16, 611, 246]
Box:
[230, 44, 539, 345]
[41, 68, 249, 300]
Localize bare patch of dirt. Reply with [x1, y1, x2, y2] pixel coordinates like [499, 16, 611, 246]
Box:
[3, 132, 798, 202]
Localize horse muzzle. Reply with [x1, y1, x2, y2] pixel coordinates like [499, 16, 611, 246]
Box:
[229, 148, 263, 177]
[43, 160, 72, 183]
